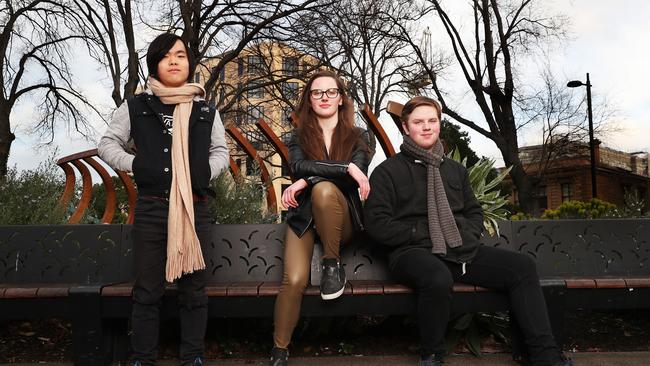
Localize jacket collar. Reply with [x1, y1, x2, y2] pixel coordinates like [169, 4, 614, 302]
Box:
[400, 149, 447, 165]
[141, 92, 203, 129]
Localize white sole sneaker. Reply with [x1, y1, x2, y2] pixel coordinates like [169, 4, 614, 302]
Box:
[320, 282, 346, 300]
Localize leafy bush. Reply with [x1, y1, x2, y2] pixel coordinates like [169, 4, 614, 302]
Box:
[510, 211, 532, 221]
[208, 172, 278, 224]
[86, 176, 131, 224]
[447, 149, 512, 236]
[0, 164, 67, 225]
[611, 188, 649, 218]
[541, 198, 617, 220]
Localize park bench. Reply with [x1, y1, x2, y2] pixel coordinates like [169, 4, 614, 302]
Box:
[2, 219, 650, 365]
[2, 102, 650, 365]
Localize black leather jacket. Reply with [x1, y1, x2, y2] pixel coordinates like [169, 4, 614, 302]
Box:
[286, 127, 372, 237]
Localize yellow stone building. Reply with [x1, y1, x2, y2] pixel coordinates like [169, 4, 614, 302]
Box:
[194, 42, 319, 219]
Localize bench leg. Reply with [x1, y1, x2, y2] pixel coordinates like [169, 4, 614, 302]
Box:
[70, 285, 109, 366]
[103, 319, 129, 365]
[543, 286, 567, 348]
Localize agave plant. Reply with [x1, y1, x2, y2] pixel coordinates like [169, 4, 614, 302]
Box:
[446, 149, 512, 236]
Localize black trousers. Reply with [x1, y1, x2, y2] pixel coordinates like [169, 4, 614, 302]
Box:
[130, 197, 212, 365]
[390, 246, 562, 366]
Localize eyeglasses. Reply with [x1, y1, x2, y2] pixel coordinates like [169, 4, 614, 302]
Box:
[309, 88, 340, 99]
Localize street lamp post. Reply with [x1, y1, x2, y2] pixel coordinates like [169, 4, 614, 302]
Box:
[567, 73, 597, 199]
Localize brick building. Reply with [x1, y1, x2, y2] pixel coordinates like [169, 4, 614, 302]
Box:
[508, 141, 650, 215]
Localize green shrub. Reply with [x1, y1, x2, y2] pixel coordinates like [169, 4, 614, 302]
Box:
[612, 188, 649, 218]
[510, 211, 532, 221]
[86, 176, 131, 224]
[541, 198, 617, 220]
[0, 164, 67, 225]
[447, 149, 512, 236]
[208, 172, 278, 224]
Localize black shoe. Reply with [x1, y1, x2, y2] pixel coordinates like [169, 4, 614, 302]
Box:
[320, 258, 346, 300]
[419, 354, 444, 366]
[554, 354, 574, 366]
[270, 347, 288, 366]
[180, 356, 204, 366]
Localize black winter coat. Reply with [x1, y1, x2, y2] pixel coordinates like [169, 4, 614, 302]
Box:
[363, 151, 484, 268]
[286, 127, 372, 237]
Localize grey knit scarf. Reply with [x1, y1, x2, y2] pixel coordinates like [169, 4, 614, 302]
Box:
[400, 136, 462, 255]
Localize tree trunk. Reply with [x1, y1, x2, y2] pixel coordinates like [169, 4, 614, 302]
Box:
[0, 108, 15, 179]
[498, 137, 535, 213]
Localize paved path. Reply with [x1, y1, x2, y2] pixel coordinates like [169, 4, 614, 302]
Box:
[3, 352, 649, 366]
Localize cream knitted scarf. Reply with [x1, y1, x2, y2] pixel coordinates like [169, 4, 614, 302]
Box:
[148, 76, 207, 282]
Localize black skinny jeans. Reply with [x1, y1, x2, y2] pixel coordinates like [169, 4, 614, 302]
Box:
[131, 197, 212, 365]
[390, 245, 562, 366]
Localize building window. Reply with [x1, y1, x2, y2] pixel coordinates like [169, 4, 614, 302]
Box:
[246, 105, 264, 124]
[536, 185, 548, 212]
[281, 163, 290, 177]
[246, 156, 258, 176]
[282, 107, 294, 126]
[247, 81, 265, 99]
[244, 129, 264, 150]
[194, 72, 201, 83]
[283, 57, 298, 76]
[237, 58, 244, 76]
[302, 61, 313, 73]
[247, 55, 264, 74]
[282, 82, 299, 100]
[561, 183, 573, 202]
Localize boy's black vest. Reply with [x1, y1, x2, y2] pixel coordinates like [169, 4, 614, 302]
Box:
[128, 93, 216, 198]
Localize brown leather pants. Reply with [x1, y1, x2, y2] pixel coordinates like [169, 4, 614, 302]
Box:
[273, 181, 353, 348]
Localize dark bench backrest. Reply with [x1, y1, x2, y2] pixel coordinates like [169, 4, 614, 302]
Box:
[310, 219, 650, 284]
[1, 220, 649, 285]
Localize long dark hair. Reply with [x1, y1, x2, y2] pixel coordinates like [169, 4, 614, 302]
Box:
[296, 70, 360, 161]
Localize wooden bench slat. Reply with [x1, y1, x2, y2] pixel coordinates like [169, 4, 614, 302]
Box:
[349, 280, 384, 295]
[205, 284, 228, 296]
[226, 282, 262, 296]
[36, 286, 70, 298]
[382, 284, 412, 294]
[4, 287, 38, 298]
[304, 286, 320, 296]
[565, 279, 597, 289]
[595, 278, 627, 289]
[625, 278, 650, 288]
[102, 283, 134, 297]
[258, 282, 281, 296]
[452, 283, 477, 293]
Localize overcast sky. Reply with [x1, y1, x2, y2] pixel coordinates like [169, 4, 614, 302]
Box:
[8, 0, 650, 178]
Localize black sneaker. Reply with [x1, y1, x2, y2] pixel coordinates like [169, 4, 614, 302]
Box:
[179, 356, 203, 366]
[270, 347, 288, 366]
[554, 354, 574, 366]
[419, 354, 444, 366]
[320, 258, 346, 300]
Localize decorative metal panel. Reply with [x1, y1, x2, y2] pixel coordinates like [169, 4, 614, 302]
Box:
[0, 225, 124, 283]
